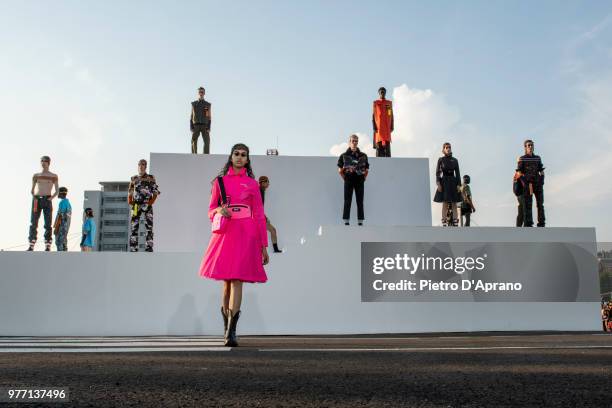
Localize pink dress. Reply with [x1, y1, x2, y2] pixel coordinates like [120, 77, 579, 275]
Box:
[199, 167, 268, 283]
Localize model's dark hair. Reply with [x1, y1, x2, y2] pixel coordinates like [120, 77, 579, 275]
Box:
[378, 87, 386, 93]
[214, 143, 255, 181]
[524, 139, 534, 146]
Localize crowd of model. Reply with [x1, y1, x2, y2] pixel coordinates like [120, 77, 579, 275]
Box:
[24, 85, 546, 347]
[26, 85, 545, 252]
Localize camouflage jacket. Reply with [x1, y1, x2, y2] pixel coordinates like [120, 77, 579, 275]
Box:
[128, 173, 160, 204]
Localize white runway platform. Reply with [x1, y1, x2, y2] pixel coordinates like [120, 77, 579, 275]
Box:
[0, 154, 601, 335]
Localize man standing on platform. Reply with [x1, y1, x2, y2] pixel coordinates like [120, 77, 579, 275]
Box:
[128, 159, 160, 252]
[338, 134, 369, 226]
[372, 86, 394, 157]
[517, 139, 545, 227]
[190, 86, 212, 154]
[27, 155, 59, 251]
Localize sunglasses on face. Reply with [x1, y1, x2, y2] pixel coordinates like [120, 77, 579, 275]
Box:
[233, 151, 247, 158]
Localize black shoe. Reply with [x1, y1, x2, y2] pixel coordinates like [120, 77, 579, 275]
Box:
[273, 244, 282, 253]
[26, 247, 34, 251]
[221, 306, 228, 334]
[358, 221, 363, 226]
[344, 221, 350, 226]
[224, 309, 241, 347]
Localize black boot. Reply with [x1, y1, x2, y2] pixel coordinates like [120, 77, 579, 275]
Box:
[225, 309, 241, 347]
[220, 306, 228, 335]
[273, 243, 282, 253]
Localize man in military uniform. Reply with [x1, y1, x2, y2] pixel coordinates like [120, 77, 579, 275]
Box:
[338, 134, 370, 225]
[190, 86, 212, 154]
[128, 159, 160, 252]
[517, 139, 545, 227]
[28, 155, 59, 251]
[372, 87, 394, 157]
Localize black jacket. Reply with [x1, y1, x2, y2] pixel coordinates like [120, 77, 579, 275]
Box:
[337, 148, 369, 176]
[517, 154, 544, 184]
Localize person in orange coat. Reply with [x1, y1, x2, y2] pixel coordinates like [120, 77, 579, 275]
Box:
[372, 87, 394, 157]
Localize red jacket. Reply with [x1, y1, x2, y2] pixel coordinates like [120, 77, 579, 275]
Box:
[373, 99, 394, 145]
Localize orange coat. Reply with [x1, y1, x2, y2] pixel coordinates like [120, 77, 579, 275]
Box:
[372, 99, 394, 145]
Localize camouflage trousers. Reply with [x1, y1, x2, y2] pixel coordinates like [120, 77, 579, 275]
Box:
[55, 222, 70, 251]
[130, 203, 154, 252]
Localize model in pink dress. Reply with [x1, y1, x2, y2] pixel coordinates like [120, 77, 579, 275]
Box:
[199, 143, 269, 347]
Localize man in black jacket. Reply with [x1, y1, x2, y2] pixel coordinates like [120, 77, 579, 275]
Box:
[337, 134, 369, 226]
[517, 139, 545, 227]
[190, 86, 212, 154]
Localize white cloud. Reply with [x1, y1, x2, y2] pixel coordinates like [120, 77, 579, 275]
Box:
[391, 84, 460, 157]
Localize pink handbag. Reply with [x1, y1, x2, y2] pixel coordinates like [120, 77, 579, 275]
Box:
[212, 177, 229, 234]
[211, 177, 253, 234]
[212, 211, 227, 233]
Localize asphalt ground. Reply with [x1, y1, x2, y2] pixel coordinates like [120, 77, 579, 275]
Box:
[0, 332, 611, 407]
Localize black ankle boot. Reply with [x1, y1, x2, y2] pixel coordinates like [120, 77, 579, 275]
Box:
[221, 306, 228, 335]
[225, 309, 241, 347]
[273, 243, 282, 253]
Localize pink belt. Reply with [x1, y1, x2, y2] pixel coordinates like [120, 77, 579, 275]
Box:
[226, 204, 252, 219]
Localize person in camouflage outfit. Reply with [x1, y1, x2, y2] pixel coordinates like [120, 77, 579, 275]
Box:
[53, 186, 72, 251]
[128, 159, 160, 252]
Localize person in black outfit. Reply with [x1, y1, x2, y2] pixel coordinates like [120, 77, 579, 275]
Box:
[337, 134, 369, 226]
[513, 160, 526, 227]
[517, 139, 545, 227]
[433, 142, 462, 226]
[190, 86, 212, 154]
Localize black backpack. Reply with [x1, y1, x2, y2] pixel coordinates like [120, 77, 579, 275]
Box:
[513, 174, 525, 196]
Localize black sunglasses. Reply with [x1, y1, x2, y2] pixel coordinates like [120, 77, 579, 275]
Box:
[233, 151, 247, 157]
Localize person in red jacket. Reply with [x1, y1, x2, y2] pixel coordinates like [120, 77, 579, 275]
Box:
[372, 87, 394, 157]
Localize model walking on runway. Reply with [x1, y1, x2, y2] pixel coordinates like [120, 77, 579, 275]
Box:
[199, 143, 269, 347]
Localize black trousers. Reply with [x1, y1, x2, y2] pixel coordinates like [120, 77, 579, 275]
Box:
[29, 196, 53, 243]
[343, 176, 365, 221]
[191, 124, 210, 154]
[375, 141, 391, 157]
[461, 207, 471, 226]
[523, 183, 545, 227]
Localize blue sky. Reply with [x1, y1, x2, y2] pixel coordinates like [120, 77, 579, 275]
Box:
[1, 1, 611, 249]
